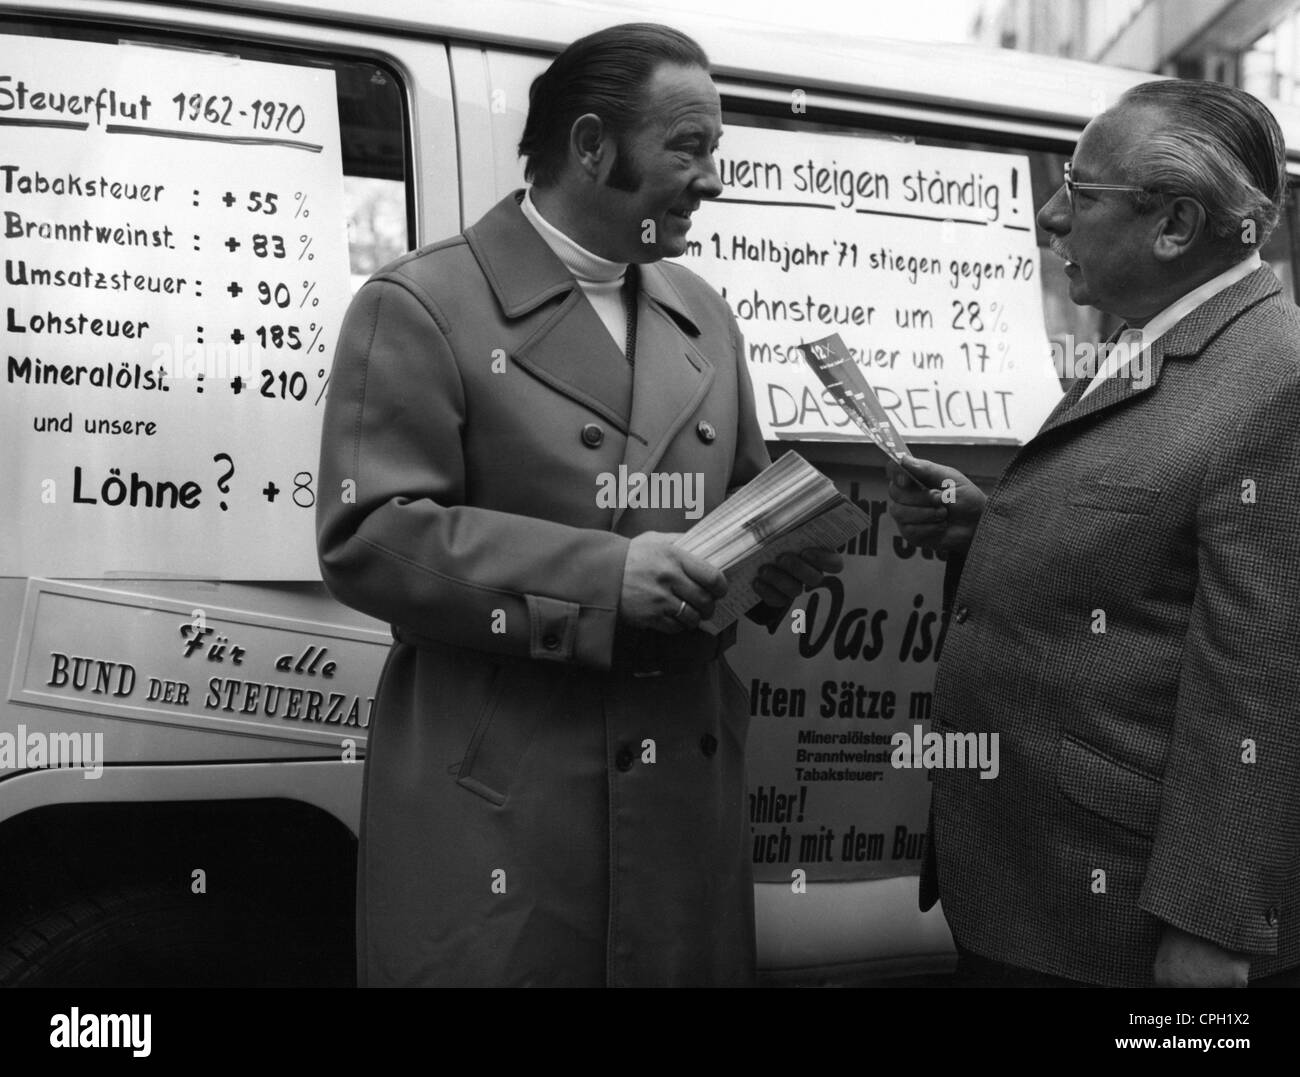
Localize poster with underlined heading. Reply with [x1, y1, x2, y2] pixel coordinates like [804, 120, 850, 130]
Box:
[1, 35, 350, 578]
[683, 125, 1062, 444]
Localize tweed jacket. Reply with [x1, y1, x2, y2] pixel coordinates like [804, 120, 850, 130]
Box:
[922, 264, 1300, 986]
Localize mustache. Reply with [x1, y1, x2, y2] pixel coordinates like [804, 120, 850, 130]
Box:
[1050, 238, 1076, 263]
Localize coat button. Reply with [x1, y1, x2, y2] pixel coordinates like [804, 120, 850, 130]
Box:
[696, 420, 716, 443]
[955, 606, 970, 624]
[615, 747, 635, 771]
[1267, 905, 1280, 927]
[542, 633, 560, 650]
[580, 423, 604, 448]
[700, 734, 718, 757]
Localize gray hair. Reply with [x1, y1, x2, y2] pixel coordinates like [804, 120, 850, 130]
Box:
[1117, 80, 1287, 252]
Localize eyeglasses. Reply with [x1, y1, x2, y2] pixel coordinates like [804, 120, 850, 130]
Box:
[1062, 161, 1151, 209]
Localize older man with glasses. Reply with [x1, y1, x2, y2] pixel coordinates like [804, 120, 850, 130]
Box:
[887, 79, 1300, 988]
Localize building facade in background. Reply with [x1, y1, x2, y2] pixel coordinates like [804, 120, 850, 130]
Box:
[974, 0, 1300, 103]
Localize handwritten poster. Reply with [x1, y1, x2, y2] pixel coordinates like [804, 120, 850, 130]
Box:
[1, 36, 351, 578]
[731, 469, 944, 882]
[683, 125, 1062, 444]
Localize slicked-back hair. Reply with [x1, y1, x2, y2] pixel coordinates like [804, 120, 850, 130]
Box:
[1118, 80, 1287, 253]
[518, 23, 710, 188]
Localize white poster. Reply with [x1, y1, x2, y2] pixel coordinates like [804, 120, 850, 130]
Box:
[731, 469, 944, 882]
[1, 36, 351, 578]
[683, 125, 1063, 444]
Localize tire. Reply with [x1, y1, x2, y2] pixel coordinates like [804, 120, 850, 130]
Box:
[0, 876, 353, 987]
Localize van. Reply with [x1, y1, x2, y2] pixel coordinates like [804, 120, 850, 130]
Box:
[2, 0, 1298, 987]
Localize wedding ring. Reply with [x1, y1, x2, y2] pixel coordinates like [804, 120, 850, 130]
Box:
[674, 599, 688, 621]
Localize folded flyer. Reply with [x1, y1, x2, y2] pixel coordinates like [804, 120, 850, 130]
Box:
[797, 332, 911, 464]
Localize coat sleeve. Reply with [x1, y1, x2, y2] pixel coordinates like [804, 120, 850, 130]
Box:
[1138, 367, 1300, 956]
[316, 278, 629, 670]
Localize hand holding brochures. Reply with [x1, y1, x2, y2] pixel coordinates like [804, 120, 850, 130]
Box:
[673, 452, 864, 633]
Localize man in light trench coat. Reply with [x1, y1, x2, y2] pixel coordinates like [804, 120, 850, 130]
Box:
[317, 23, 841, 986]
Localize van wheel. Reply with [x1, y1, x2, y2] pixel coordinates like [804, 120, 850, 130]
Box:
[0, 877, 353, 987]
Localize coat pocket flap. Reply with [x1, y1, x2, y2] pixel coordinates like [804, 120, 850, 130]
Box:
[457, 662, 554, 806]
[1057, 735, 1161, 838]
[1067, 481, 1161, 514]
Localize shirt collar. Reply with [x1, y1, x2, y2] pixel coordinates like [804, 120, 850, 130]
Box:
[1130, 252, 1263, 347]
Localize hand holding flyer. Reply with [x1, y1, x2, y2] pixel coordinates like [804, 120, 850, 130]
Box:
[798, 333, 912, 463]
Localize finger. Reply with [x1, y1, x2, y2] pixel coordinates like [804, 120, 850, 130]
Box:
[901, 525, 949, 545]
[665, 596, 702, 632]
[889, 504, 948, 526]
[775, 553, 824, 588]
[756, 564, 803, 602]
[887, 464, 928, 488]
[895, 454, 934, 488]
[676, 551, 728, 598]
[887, 476, 936, 506]
[901, 520, 950, 536]
[657, 610, 688, 635]
[752, 576, 792, 607]
[799, 548, 843, 574]
[899, 455, 954, 490]
[670, 578, 717, 621]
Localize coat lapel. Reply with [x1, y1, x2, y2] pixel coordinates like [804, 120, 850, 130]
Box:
[1034, 338, 1164, 439]
[610, 262, 714, 530]
[465, 192, 634, 432]
[1032, 265, 1282, 442]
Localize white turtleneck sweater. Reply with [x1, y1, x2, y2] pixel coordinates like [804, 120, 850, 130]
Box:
[520, 188, 634, 356]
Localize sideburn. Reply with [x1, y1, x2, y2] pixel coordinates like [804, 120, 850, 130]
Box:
[605, 137, 644, 192]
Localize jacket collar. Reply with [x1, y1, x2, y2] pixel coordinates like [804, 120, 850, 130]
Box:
[1035, 264, 1282, 439]
[1152, 262, 1279, 359]
[462, 192, 714, 492]
[465, 190, 702, 335]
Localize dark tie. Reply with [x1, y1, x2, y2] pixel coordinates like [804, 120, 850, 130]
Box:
[621, 263, 639, 366]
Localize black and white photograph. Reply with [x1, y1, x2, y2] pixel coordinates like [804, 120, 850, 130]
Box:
[0, 0, 1296, 1056]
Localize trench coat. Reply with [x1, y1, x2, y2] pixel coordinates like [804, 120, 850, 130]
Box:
[317, 192, 771, 986]
[922, 265, 1300, 986]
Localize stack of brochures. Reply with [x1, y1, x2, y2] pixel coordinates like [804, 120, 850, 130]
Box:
[674, 451, 870, 633]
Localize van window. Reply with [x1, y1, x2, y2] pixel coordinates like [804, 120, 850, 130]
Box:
[0, 16, 412, 288]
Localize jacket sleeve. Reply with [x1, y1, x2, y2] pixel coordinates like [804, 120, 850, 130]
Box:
[316, 278, 629, 669]
[1138, 368, 1300, 955]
